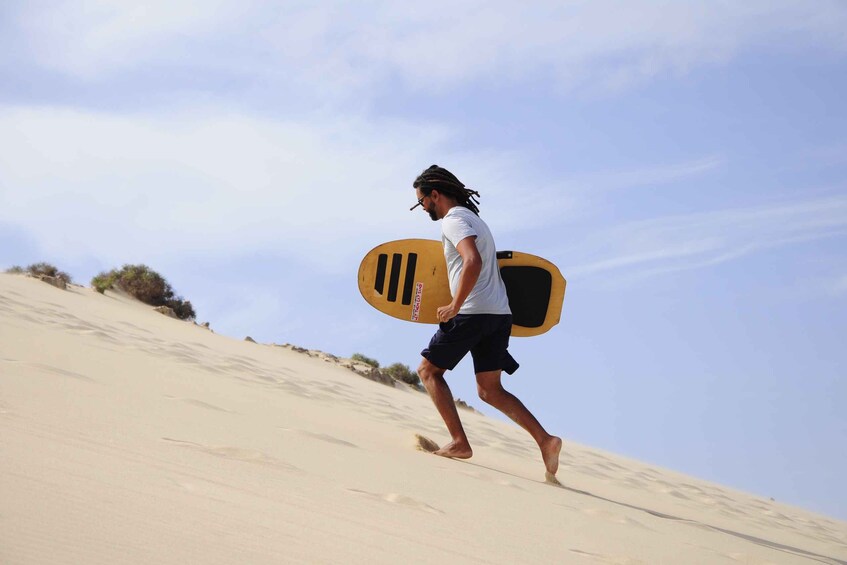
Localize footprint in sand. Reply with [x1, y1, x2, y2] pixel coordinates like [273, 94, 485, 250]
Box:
[569, 548, 646, 564]
[78, 329, 119, 343]
[620, 478, 648, 489]
[573, 465, 613, 480]
[346, 488, 443, 515]
[279, 428, 358, 448]
[161, 437, 298, 471]
[0, 400, 15, 418]
[175, 398, 236, 414]
[115, 321, 154, 334]
[27, 363, 97, 382]
[581, 508, 654, 531]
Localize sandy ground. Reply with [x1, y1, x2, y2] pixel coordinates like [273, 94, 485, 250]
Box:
[1, 273, 846, 564]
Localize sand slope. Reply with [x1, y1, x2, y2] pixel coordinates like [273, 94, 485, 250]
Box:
[1, 274, 845, 564]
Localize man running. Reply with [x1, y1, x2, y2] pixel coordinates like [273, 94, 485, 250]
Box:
[411, 164, 562, 479]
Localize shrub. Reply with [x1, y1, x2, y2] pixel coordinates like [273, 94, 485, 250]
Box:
[351, 353, 380, 368]
[383, 362, 422, 388]
[6, 265, 24, 274]
[16, 262, 73, 283]
[168, 299, 196, 321]
[91, 264, 196, 321]
[91, 271, 114, 294]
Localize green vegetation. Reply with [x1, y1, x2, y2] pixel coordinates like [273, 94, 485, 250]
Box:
[382, 362, 422, 388]
[351, 354, 423, 389]
[351, 353, 380, 368]
[91, 264, 196, 321]
[6, 262, 72, 283]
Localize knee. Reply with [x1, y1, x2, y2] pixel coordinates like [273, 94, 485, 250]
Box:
[417, 362, 430, 383]
[477, 382, 504, 405]
[417, 360, 440, 385]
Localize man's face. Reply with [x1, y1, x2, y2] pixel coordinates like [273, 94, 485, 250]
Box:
[416, 189, 438, 221]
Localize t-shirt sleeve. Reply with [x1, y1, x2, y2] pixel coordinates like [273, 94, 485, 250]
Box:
[442, 214, 477, 247]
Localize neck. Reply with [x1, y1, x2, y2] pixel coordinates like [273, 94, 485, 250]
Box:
[436, 200, 459, 219]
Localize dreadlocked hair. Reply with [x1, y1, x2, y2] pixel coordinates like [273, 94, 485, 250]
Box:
[413, 165, 481, 216]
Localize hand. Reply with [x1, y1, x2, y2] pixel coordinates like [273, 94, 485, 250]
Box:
[437, 303, 460, 323]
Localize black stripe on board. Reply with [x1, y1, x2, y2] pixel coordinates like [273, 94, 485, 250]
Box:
[401, 253, 418, 305]
[387, 253, 402, 302]
[374, 254, 388, 295]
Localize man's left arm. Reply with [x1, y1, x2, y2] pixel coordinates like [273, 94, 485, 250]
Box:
[437, 236, 481, 322]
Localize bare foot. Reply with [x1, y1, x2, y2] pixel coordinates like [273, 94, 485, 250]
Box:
[433, 440, 473, 460]
[545, 472, 563, 487]
[541, 436, 562, 476]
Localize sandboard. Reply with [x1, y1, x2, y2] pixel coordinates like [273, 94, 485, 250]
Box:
[358, 239, 565, 337]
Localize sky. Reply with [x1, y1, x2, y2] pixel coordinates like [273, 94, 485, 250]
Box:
[1, 1, 846, 520]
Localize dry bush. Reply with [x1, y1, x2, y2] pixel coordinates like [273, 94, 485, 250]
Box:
[92, 264, 196, 321]
[351, 353, 380, 368]
[383, 362, 422, 389]
[8, 262, 73, 283]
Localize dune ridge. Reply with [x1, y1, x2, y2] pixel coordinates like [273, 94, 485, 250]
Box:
[2, 273, 846, 564]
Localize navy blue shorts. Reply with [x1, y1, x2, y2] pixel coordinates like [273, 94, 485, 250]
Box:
[421, 314, 519, 375]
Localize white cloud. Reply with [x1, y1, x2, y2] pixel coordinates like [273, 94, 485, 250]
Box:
[2, 103, 836, 289]
[0, 106, 573, 271]
[9, 1, 847, 97]
[0, 106, 453, 265]
[14, 0, 242, 76]
[568, 156, 725, 193]
[567, 194, 847, 281]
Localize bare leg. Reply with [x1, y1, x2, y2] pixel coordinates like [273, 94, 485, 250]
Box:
[476, 370, 562, 476]
[417, 358, 472, 459]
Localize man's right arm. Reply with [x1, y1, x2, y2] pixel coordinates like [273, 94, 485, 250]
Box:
[437, 235, 481, 322]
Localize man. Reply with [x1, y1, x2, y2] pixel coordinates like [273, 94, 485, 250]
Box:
[411, 164, 562, 480]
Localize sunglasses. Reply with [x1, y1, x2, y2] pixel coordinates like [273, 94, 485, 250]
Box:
[410, 195, 427, 211]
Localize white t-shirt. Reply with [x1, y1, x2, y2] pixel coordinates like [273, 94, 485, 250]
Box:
[441, 206, 512, 315]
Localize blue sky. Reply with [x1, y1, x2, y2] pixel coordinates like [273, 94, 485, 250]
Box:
[1, 1, 846, 520]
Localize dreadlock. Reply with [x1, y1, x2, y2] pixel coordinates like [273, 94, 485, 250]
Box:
[413, 165, 481, 216]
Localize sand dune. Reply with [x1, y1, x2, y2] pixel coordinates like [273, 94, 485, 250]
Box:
[2, 273, 846, 564]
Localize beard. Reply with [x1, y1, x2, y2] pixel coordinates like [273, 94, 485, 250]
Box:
[428, 208, 438, 221]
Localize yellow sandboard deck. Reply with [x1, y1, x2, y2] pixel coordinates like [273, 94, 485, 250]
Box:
[358, 239, 565, 337]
